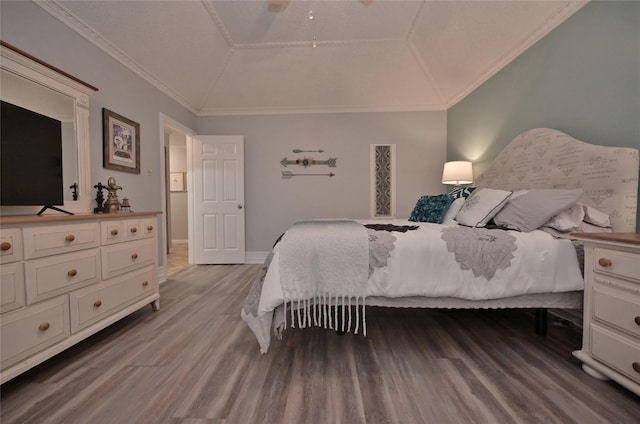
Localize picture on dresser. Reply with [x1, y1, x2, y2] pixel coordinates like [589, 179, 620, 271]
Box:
[103, 108, 140, 174]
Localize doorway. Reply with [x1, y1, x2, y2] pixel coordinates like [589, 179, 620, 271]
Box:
[161, 114, 195, 276]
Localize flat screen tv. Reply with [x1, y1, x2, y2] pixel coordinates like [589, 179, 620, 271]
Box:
[1, 100, 70, 215]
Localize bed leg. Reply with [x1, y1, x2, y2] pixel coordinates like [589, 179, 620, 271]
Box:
[535, 308, 547, 336]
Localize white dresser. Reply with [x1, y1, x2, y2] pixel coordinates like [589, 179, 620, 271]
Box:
[0, 212, 161, 384]
[572, 232, 640, 396]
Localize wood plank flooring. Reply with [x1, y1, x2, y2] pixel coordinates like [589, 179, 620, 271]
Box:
[2, 263, 639, 423]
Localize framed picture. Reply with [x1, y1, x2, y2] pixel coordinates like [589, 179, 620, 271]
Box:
[170, 172, 186, 192]
[103, 108, 140, 174]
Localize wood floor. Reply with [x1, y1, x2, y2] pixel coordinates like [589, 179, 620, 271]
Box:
[2, 264, 639, 423]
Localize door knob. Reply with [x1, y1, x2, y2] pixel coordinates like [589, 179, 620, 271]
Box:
[237, 204, 243, 209]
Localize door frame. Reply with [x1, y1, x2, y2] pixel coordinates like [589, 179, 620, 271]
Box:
[159, 113, 196, 273]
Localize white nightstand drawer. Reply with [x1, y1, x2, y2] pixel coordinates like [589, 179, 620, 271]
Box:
[1, 296, 70, 369]
[101, 238, 155, 280]
[0, 228, 23, 264]
[594, 247, 640, 283]
[70, 267, 156, 332]
[25, 249, 101, 304]
[593, 285, 640, 338]
[1, 262, 25, 314]
[23, 223, 100, 259]
[591, 324, 640, 384]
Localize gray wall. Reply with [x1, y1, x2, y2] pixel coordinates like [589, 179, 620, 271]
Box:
[169, 134, 188, 243]
[197, 111, 447, 252]
[1, 1, 198, 265]
[447, 1, 640, 230]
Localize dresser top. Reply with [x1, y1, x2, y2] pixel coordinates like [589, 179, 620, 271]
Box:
[0, 211, 162, 225]
[571, 232, 640, 246]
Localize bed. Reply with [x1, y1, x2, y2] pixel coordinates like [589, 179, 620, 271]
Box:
[242, 128, 639, 353]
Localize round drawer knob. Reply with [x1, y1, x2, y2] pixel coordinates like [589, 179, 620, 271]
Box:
[635, 316, 640, 326]
[142, 280, 149, 287]
[130, 227, 137, 233]
[131, 253, 139, 260]
[94, 300, 102, 308]
[147, 226, 153, 231]
[67, 269, 78, 277]
[0, 241, 11, 251]
[111, 229, 119, 236]
[598, 258, 612, 268]
[633, 362, 640, 374]
[39, 322, 50, 331]
[65, 235, 75, 242]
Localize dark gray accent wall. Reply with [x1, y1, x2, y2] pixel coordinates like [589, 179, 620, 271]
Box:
[447, 1, 640, 230]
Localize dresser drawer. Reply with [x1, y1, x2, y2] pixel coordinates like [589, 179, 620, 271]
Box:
[23, 223, 100, 259]
[593, 285, 640, 338]
[0, 228, 23, 264]
[101, 218, 157, 245]
[594, 247, 640, 283]
[1, 296, 70, 370]
[101, 238, 155, 280]
[1, 262, 25, 314]
[70, 267, 156, 332]
[591, 324, 640, 384]
[25, 249, 101, 304]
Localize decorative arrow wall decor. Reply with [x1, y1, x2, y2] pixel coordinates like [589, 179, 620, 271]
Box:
[293, 149, 324, 153]
[281, 171, 335, 179]
[280, 157, 337, 167]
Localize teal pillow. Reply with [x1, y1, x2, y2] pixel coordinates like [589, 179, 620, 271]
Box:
[409, 194, 453, 223]
[449, 186, 476, 199]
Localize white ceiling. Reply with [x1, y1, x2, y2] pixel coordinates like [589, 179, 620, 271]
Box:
[38, 0, 587, 116]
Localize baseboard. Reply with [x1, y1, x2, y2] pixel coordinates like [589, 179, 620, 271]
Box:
[245, 251, 268, 264]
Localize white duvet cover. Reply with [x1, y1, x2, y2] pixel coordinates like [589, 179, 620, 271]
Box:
[241, 220, 584, 353]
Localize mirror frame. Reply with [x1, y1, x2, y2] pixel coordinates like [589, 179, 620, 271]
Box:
[0, 41, 98, 214]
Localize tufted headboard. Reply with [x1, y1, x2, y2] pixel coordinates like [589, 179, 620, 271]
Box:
[474, 128, 639, 232]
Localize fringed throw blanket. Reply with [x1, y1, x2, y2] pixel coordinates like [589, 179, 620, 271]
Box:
[279, 220, 369, 334]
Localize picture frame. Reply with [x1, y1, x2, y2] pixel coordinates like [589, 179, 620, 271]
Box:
[170, 172, 186, 192]
[103, 108, 140, 174]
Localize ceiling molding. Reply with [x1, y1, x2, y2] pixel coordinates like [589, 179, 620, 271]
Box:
[445, 0, 589, 109]
[196, 103, 446, 117]
[36, 0, 202, 115]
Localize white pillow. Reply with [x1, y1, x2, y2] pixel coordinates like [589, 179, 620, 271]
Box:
[582, 203, 612, 228]
[455, 188, 512, 227]
[543, 203, 585, 232]
[442, 198, 465, 224]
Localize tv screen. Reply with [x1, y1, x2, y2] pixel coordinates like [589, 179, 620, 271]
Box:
[1, 100, 64, 208]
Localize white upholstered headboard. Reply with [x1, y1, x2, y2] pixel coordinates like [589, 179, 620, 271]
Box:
[474, 128, 639, 232]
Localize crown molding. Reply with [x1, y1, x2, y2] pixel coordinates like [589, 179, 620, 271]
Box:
[445, 0, 589, 109]
[36, 1, 201, 115]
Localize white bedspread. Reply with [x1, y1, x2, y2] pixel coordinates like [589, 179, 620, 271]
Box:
[241, 220, 584, 353]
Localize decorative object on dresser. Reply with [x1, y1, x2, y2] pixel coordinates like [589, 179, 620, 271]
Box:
[572, 232, 640, 396]
[103, 177, 122, 213]
[0, 212, 161, 384]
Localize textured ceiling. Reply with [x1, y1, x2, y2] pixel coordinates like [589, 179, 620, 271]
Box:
[38, 0, 587, 116]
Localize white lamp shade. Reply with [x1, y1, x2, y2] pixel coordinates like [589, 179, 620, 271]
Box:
[442, 161, 473, 185]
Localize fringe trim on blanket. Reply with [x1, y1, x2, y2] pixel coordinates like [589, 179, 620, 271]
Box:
[282, 296, 366, 336]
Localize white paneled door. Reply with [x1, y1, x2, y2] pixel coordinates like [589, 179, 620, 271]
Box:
[190, 135, 245, 264]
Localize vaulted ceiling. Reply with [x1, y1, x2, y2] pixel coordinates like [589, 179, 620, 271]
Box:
[38, 1, 587, 116]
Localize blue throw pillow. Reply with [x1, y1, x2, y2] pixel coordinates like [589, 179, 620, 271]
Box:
[409, 194, 454, 223]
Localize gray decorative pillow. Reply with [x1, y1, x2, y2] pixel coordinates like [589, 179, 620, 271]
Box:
[455, 188, 512, 227]
[493, 189, 583, 232]
[409, 194, 453, 224]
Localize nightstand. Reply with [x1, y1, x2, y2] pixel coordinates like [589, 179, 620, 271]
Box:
[572, 232, 640, 396]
